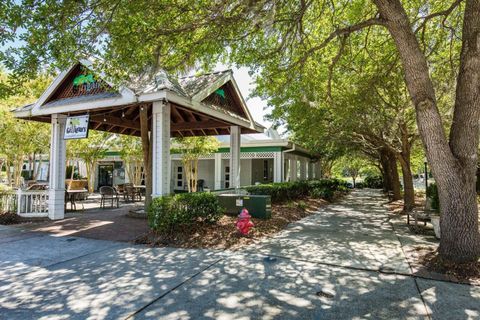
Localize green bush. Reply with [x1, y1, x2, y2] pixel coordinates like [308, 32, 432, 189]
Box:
[246, 179, 348, 203]
[148, 192, 224, 233]
[363, 175, 384, 189]
[355, 182, 365, 189]
[244, 181, 310, 203]
[426, 183, 440, 212]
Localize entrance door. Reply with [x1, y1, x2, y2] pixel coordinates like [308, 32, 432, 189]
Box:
[98, 164, 114, 188]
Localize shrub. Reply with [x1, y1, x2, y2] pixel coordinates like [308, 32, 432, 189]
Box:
[355, 182, 365, 189]
[426, 183, 440, 212]
[246, 179, 349, 203]
[148, 192, 224, 233]
[363, 175, 384, 189]
[245, 181, 310, 203]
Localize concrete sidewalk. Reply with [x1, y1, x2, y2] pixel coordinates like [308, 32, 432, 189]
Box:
[0, 190, 478, 319]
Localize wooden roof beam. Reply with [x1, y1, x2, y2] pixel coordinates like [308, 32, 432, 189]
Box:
[90, 115, 139, 131]
[171, 120, 230, 131]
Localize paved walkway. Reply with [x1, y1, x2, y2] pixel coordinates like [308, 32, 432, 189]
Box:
[19, 205, 148, 242]
[0, 189, 478, 319]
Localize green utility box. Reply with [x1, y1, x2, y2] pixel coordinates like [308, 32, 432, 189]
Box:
[217, 194, 272, 219]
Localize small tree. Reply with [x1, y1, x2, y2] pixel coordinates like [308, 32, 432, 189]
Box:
[118, 135, 144, 185]
[67, 131, 113, 193]
[335, 156, 369, 188]
[173, 137, 219, 192]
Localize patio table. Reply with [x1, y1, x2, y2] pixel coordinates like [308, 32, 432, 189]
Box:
[133, 185, 146, 201]
[66, 189, 88, 211]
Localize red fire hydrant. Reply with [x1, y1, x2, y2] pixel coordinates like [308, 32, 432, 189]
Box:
[236, 208, 254, 236]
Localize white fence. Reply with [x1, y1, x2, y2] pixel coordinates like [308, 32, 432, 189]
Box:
[16, 190, 49, 218]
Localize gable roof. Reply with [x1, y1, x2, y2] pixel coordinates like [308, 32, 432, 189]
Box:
[12, 61, 264, 134]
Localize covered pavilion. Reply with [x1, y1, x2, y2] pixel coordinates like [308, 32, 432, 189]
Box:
[13, 60, 263, 219]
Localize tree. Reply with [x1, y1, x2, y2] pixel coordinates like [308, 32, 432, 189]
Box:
[1, 0, 478, 262]
[67, 131, 113, 193]
[336, 156, 368, 188]
[117, 135, 144, 186]
[172, 137, 219, 192]
[0, 71, 50, 187]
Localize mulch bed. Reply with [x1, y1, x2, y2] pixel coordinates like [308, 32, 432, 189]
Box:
[418, 247, 480, 285]
[134, 197, 329, 250]
[386, 198, 480, 285]
[0, 212, 48, 225]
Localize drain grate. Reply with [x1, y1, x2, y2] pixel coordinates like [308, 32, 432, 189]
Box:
[66, 238, 77, 242]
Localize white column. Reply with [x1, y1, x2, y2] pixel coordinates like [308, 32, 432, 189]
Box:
[229, 126, 241, 188]
[48, 114, 67, 220]
[273, 151, 283, 183]
[290, 157, 298, 182]
[152, 101, 171, 196]
[214, 153, 222, 190]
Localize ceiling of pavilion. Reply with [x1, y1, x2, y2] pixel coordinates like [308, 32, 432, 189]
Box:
[12, 62, 262, 137]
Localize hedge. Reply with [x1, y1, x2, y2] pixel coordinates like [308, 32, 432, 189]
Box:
[363, 175, 384, 189]
[148, 192, 224, 233]
[245, 179, 349, 203]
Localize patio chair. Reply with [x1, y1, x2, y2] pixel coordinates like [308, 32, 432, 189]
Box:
[124, 183, 141, 202]
[100, 186, 119, 209]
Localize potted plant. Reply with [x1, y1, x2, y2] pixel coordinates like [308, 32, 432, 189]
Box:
[426, 183, 440, 238]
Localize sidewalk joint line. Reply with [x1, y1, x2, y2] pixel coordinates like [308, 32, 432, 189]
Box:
[125, 257, 223, 319]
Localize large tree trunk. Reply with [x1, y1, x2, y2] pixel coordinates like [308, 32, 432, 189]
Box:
[374, 0, 480, 262]
[398, 123, 415, 212]
[398, 156, 415, 212]
[380, 148, 402, 200]
[140, 104, 152, 210]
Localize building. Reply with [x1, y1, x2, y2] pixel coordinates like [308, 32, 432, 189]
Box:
[21, 128, 320, 192]
[12, 60, 315, 219]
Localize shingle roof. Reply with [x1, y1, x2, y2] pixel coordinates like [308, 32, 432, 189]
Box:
[179, 70, 232, 97]
[13, 68, 236, 115]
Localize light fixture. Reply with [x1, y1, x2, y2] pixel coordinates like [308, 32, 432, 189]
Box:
[122, 111, 125, 118]
[103, 116, 107, 122]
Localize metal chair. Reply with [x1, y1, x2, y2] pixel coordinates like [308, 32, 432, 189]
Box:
[124, 183, 141, 202]
[99, 186, 119, 209]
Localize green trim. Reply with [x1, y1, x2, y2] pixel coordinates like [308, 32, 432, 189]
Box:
[217, 146, 282, 153]
[104, 151, 121, 156]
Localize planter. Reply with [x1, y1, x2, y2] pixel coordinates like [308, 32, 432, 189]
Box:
[431, 215, 441, 239]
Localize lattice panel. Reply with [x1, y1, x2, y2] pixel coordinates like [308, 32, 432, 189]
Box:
[202, 82, 247, 118]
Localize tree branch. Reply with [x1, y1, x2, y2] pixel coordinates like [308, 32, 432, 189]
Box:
[290, 16, 385, 69]
[414, 0, 464, 34]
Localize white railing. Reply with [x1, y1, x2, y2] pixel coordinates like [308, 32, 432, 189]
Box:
[16, 190, 49, 218]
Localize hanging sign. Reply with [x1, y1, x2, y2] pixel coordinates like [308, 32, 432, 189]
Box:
[64, 115, 90, 140]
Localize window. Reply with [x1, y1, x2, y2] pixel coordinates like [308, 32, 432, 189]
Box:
[176, 166, 183, 188]
[263, 160, 269, 180]
[225, 166, 230, 189]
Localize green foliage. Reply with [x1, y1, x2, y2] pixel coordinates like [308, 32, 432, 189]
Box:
[117, 135, 144, 185]
[245, 181, 310, 203]
[426, 183, 440, 212]
[0, 71, 51, 186]
[246, 179, 348, 203]
[148, 192, 224, 233]
[363, 175, 384, 189]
